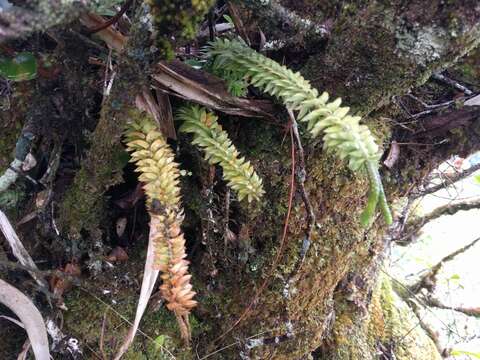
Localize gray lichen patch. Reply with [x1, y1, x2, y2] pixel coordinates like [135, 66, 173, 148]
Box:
[395, 25, 448, 66]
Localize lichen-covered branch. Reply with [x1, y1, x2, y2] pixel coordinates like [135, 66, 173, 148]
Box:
[0, 0, 106, 42]
[0, 131, 34, 193]
[231, 0, 330, 50]
[423, 297, 480, 318]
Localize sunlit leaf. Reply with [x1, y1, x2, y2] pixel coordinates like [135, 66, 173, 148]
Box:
[184, 58, 206, 70]
[0, 52, 37, 81]
[473, 173, 480, 185]
[223, 14, 234, 26]
[153, 335, 166, 350]
[450, 349, 480, 358]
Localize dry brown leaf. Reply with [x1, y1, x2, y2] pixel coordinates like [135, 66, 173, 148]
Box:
[105, 246, 129, 263]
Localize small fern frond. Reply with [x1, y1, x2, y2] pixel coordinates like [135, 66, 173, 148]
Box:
[177, 105, 265, 203]
[125, 114, 196, 343]
[206, 38, 392, 225]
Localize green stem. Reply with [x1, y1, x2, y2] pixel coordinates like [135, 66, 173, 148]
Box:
[360, 162, 380, 227]
[362, 163, 392, 226]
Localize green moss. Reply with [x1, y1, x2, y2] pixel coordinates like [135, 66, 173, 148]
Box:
[301, 1, 480, 115]
[0, 108, 23, 173]
[59, 93, 139, 239]
[147, 0, 215, 60]
[59, 167, 106, 238]
[62, 246, 201, 359]
[319, 276, 441, 360]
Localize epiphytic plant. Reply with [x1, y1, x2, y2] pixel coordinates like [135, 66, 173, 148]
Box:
[177, 105, 264, 203]
[124, 115, 196, 343]
[119, 36, 393, 353]
[206, 38, 392, 226]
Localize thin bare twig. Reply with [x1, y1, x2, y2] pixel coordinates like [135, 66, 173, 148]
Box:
[283, 109, 317, 283]
[423, 297, 480, 318]
[99, 310, 108, 360]
[405, 198, 480, 237]
[86, 0, 133, 34]
[414, 162, 480, 198]
[288, 109, 316, 242]
[409, 236, 480, 294]
[432, 73, 473, 96]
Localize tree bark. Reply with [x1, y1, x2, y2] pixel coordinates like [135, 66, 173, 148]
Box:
[1, 1, 480, 360]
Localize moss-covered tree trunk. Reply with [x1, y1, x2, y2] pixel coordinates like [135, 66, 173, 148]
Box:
[2, 1, 480, 360]
[188, 2, 480, 359]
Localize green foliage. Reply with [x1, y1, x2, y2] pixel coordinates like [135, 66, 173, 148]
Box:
[208, 63, 248, 97]
[93, 0, 124, 16]
[206, 38, 392, 225]
[178, 105, 264, 202]
[146, 0, 215, 60]
[473, 173, 480, 184]
[0, 52, 37, 81]
[184, 57, 248, 97]
[450, 349, 480, 358]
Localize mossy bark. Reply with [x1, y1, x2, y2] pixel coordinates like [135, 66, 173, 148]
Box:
[58, 2, 480, 359]
[181, 2, 480, 359]
[317, 275, 442, 360]
[2, 1, 480, 360]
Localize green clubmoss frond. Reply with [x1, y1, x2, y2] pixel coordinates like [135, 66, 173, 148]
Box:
[206, 38, 392, 225]
[177, 105, 265, 203]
